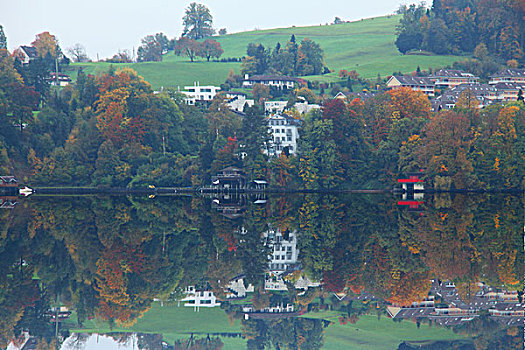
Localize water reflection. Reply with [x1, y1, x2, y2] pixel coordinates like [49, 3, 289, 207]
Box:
[1, 193, 522, 349]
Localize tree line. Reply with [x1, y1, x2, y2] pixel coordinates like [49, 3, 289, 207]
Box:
[241, 35, 328, 77]
[395, 0, 525, 65]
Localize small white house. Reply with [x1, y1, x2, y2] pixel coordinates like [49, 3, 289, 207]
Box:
[48, 72, 72, 87]
[14, 46, 37, 65]
[265, 115, 300, 157]
[181, 83, 221, 105]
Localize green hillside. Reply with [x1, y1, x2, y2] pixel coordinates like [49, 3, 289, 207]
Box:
[67, 15, 465, 90]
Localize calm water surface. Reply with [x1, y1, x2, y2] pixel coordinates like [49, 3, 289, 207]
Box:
[1, 193, 523, 349]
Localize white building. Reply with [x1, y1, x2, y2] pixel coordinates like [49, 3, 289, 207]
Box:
[265, 101, 289, 114]
[243, 74, 299, 90]
[263, 228, 299, 275]
[264, 100, 321, 115]
[180, 286, 221, 310]
[227, 94, 255, 112]
[181, 83, 221, 105]
[226, 277, 255, 298]
[265, 115, 301, 157]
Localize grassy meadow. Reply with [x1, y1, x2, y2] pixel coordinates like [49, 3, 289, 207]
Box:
[67, 15, 466, 89]
[65, 302, 469, 349]
[302, 312, 467, 350]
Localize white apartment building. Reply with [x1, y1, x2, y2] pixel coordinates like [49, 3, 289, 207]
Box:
[181, 83, 221, 105]
[265, 115, 300, 157]
[263, 228, 299, 275]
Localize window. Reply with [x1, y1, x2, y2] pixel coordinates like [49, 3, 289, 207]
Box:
[275, 255, 280, 260]
[282, 137, 286, 142]
[287, 136, 292, 141]
[282, 129, 285, 133]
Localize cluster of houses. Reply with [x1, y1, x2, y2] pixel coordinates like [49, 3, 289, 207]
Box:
[15, 45, 72, 86]
[386, 280, 523, 327]
[386, 68, 525, 110]
[177, 226, 320, 318]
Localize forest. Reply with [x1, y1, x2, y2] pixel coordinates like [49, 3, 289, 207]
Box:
[1, 45, 524, 191]
[395, 0, 525, 64]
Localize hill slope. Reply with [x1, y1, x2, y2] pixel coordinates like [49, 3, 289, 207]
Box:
[68, 15, 465, 89]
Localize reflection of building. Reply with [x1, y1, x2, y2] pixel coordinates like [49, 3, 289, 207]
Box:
[242, 303, 296, 319]
[263, 228, 299, 275]
[0, 176, 18, 187]
[0, 196, 18, 209]
[181, 286, 221, 310]
[211, 193, 247, 219]
[226, 276, 254, 299]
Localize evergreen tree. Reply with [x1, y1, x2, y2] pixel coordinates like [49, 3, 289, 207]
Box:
[0, 25, 6, 50]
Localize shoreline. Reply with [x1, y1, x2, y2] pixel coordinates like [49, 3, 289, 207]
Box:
[7, 186, 523, 196]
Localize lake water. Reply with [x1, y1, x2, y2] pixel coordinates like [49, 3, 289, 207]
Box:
[1, 193, 523, 349]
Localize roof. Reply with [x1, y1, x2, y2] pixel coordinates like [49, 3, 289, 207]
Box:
[20, 45, 37, 58]
[0, 176, 18, 183]
[389, 75, 434, 87]
[246, 75, 299, 82]
[220, 166, 244, 172]
[493, 82, 525, 90]
[430, 69, 477, 78]
[490, 68, 525, 78]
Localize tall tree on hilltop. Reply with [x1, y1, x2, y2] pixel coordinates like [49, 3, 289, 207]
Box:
[137, 35, 163, 62]
[0, 25, 6, 50]
[182, 3, 215, 40]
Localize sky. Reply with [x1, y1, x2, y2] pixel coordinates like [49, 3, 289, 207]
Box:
[2, 0, 405, 60]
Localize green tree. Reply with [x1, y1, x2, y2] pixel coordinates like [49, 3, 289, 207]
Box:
[182, 2, 215, 40]
[240, 104, 269, 180]
[297, 37, 325, 75]
[137, 35, 163, 62]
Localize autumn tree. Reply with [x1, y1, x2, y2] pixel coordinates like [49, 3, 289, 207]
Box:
[32, 32, 61, 59]
[296, 37, 324, 75]
[173, 37, 202, 62]
[199, 39, 223, 61]
[417, 110, 475, 189]
[182, 2, 215, 40]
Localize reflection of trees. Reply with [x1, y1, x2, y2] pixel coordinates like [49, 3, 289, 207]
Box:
[0, 193, 522, 345]
[243, 317, 326, 350]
